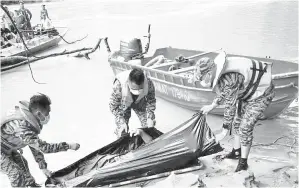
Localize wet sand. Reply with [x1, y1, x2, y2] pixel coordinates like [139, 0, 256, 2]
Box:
[1, 0, 298, 187]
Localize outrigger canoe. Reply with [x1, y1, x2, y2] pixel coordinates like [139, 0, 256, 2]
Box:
[0, 27, 68, 57]
[108, 47, 298, 119]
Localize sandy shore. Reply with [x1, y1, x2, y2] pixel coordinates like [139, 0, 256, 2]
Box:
[1, 0, 298, 187]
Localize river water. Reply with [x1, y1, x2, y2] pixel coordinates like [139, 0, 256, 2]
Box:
[1, 0, 298, 186]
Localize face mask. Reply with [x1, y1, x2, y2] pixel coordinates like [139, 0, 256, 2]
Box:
[38, 112, 50, 125]
[129, 88, 143, 95]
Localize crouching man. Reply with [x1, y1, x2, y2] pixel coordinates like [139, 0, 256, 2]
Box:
[0, 93, 80, 187]
[191, 51, 275, 172]
[109, 68, 157, 138]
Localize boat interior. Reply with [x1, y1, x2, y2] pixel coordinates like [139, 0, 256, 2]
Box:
[143, 47, 298, 74]
[110, 47, 298, 89]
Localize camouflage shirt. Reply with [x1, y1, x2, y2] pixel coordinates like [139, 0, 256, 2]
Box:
[1, 120, 69, 169]
[109, 78, 156, 127]
[212, 72, 245, 129]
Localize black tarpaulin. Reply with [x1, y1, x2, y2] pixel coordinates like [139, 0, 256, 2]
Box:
[45, 113, 223, 187]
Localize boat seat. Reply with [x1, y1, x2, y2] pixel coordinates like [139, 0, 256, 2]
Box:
[169, 66, 195, 74]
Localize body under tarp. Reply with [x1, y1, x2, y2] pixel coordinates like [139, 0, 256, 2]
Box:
[45, 113, 223, 187]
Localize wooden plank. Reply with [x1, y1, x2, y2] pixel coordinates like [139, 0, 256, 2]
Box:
[170, 66, 195, 74]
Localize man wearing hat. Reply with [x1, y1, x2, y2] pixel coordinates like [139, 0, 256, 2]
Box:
[191, 51, 275, 172]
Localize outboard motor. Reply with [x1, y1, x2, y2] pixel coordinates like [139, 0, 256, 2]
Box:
[120, 38, 143, 61]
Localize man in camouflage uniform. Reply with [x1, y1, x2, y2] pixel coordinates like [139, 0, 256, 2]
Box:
[190, 51, 274, 172]
[0, 93, 80, 187]
[109, 68, 156, 138]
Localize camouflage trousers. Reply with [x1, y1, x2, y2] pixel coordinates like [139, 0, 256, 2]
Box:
[232, 84, 275, 146]
[114, 102, 148, 137]
[0, 151, 36, 187]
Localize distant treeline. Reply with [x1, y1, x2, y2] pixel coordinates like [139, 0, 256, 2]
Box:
[1, 0, 62, 5]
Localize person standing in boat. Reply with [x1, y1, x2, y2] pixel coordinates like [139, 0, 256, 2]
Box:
[109, 68, 157, 138]
[13, 10, 19, 24]
[40, 4, 52, 30]
[19, 1, 33, 37]
[191, 51, 274, 172]
[1, 6, 16, 34]
[13, 10, 28, 40]
[0, 93, 80, 187]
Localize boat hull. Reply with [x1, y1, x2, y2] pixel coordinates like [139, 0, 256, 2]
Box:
[109, 47, 298, 119]
[0, 27, 68, 58]
[1, 56, 29, 66]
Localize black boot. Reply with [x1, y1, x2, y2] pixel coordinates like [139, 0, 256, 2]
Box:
[27, 182, 42, 187]
[235, 158, 248, 172]
[224, 148, 241, 159]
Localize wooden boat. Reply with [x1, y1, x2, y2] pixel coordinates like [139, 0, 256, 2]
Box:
[108, 47, 298, 119]
[0, 27, 68, 58]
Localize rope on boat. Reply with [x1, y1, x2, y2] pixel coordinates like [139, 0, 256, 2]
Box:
[0, 4, 45, 84]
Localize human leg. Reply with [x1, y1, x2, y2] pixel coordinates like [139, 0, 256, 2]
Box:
[224, 114, 242, 159]
[236, 87, 274, 172]
[0, 152, 30, 187]
[11, 152, 36, 185]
